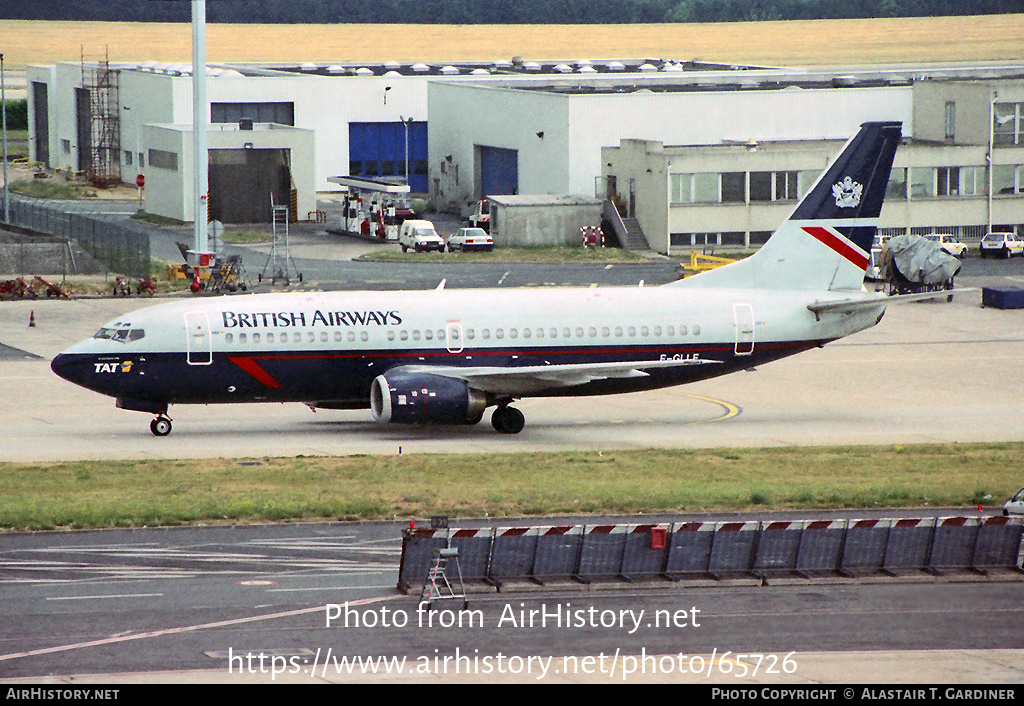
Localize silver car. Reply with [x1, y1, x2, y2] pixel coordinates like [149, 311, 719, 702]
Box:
[446, 227, 493, 252]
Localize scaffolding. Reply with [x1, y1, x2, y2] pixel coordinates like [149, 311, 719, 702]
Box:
[81, 49, 121, 188]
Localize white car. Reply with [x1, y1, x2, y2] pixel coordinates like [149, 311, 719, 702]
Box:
[923, 233, 967, 258]
[979, 232, 1024, 258]
[446, 227, 493, 252]
[398, 219, 446, 253]
[1003, 486, 1024, 516]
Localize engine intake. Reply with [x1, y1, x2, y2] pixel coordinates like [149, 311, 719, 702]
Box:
[370, 371, 487, 425]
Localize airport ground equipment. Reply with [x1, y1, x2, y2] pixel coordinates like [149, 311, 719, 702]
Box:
[981, 286, 1024, 309]
[260, 200, 301, 285]
[0, 277, 40, 298]
[33, 276, 69, 298]
[678, 251, 738, 278]
[419, 547, 468, 610]
[879, 234, 960, 300]
[398, 515, 1024, 593]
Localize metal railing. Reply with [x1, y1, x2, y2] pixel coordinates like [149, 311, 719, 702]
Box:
[3, 193, 150, 278]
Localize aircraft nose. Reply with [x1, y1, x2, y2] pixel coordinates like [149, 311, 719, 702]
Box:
[50, 352, 92, 388]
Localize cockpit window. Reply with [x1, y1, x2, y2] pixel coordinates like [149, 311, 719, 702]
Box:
[93, 326, 145, 343]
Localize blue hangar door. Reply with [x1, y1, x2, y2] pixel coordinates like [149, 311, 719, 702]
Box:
[349, 122, 428, 193]
[479, 146, 518, 198]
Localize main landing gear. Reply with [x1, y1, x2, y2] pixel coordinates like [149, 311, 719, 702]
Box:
[490, 405, 525, 434]
[150, 415, 172, 437]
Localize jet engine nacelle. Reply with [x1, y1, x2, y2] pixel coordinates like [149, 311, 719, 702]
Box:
[370, 371, 487, 425]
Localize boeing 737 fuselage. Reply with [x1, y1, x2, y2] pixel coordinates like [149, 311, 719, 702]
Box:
[51, 122, 904, 436]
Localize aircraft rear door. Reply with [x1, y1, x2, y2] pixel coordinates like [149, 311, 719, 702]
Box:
[733, 303, 754, 356]
[185, 311, 213, 365]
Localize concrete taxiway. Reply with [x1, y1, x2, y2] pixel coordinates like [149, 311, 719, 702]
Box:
[2, 269, 1023, 685]
[1, 280, 1022, 460]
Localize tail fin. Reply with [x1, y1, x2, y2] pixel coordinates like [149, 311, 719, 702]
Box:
[674, 121, 902, 292]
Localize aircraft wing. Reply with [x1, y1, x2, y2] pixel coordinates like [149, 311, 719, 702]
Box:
[396, 358, 720, 395]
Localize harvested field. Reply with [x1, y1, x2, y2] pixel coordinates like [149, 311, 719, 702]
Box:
[2, 15, 1023, 69]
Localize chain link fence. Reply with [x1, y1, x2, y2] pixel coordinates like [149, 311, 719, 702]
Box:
[2, 194, 151, 278]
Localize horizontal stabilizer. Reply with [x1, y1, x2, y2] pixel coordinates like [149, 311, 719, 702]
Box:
[807, 289, 975, 318]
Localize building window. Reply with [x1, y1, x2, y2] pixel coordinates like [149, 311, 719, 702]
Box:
[672, 170, 798, 205]
[669, 173, 690, 203]
[148, 149, 178, 171]
[944, 102, 956, 142]
[721, 172, 745, 203]
[960, 166, 983, 196]
[887, 168, 907, 199]
[910, 167, 934, 198]
[211, 102, 295, 126]
[748, 172, 772, 202]
[670, 173, 720, 203]
[993, 103, 1020, 146]
[774, 171, 799, 200]
[993, 165, 1021, 195]
[798, 171, 820, 197]
[692, 173, 717, 202]
[936, 167, 960, 196]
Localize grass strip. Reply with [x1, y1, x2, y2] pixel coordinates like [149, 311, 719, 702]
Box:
[0, 443, 1020, 531]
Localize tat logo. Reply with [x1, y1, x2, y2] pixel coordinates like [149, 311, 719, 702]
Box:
[94, 361, 133, 374]
[832, 176, 863, 208]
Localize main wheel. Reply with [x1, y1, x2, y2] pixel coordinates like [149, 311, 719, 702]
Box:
[150, 416, 172, 437]
[491, 406, 525, 434]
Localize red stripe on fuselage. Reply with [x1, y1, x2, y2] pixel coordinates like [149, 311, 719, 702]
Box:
[802, 226, 869, 270]
[227, 356, 283, 388]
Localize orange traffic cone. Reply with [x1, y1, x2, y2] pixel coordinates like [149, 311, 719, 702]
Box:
[29, 311, 36, 328]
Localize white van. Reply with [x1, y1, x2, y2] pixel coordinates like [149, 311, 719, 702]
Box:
[1003, 486, 1024, 516]
[398, 220, 446, 253]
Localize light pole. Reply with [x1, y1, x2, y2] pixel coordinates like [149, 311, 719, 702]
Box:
[123, 105, 144, 212]
[2, 52, 9, 224]
[988, 90, 998, 235]
[400, 116, 412, 188]
[192, 0, 209, 257]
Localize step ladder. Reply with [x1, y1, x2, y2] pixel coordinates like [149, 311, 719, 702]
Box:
[419, 547, 467, 610]
[260, 198, 301, 285]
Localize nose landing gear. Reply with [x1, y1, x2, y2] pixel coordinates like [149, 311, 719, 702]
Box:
[150, 415, 172, 437]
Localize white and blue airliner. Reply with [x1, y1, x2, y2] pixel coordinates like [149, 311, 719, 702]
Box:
[52, 122, 905, 436]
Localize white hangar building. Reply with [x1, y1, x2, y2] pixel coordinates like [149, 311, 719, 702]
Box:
[26, 57, 747, 223]
[26, 57, 1024, 247]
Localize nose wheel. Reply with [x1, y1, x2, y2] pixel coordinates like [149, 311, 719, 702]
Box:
[150, 415, 172, 437]
[491, 405, 525, 434]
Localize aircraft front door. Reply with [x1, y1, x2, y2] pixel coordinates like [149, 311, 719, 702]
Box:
[185, 311, 213, 365]
[733, 303, 754, 356]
